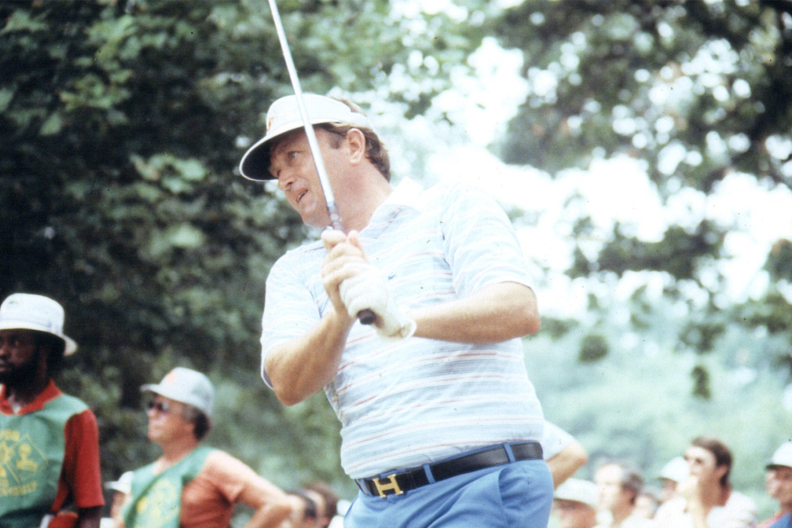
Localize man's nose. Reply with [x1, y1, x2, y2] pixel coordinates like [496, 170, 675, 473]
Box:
[277, 170, 297, 191]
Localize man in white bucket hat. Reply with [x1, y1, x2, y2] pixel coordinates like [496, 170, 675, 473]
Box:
[0, 293, 104, 528]
[119, 367, 296, 528]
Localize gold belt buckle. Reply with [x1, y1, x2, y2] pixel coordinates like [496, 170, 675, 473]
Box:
[372, 473, 404, 498]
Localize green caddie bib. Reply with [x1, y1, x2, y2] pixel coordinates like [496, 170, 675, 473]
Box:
[0, 393, 88, 528]
[123, 446, 214, 528]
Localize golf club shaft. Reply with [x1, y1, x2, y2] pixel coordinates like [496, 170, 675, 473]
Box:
[266, 0, 341, 230]
[266, 0, 375, 326]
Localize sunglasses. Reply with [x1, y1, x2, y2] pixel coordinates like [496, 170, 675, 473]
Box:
[146, 400, 173, 414]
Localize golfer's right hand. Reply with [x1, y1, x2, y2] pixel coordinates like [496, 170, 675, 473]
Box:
[338, 266, 416, 340]
[321, 229, 368, 320]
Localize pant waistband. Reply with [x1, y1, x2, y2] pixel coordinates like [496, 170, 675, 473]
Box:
[355, 441, 543, 498]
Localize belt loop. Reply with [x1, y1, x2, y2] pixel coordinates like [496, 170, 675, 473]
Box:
[423, 463, 436, 484]
[503, 443, 516, 463]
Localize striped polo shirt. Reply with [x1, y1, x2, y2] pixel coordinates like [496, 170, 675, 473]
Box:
[261, 177, 545, 479]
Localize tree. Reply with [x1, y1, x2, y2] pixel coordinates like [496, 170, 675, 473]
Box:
[0, 0, 491, 486]
[491, 0, 792, 388]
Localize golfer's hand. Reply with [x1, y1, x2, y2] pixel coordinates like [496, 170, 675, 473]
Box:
[338, 264, 416, 340]
[321, 229, 368, 322]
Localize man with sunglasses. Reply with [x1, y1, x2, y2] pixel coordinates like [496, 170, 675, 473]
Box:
[0, 293, 104, 528]
[120, 367, 296, 528]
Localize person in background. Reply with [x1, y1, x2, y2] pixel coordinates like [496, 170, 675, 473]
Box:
[634, 490, 660, 519]
[594, 460, 656, 528]
[101, 471, 132, 528]
[553, 478, 599, 528]
[280, 491, 319, 528]
[542, 420, 589, 488]
[654, 436, 757, 528]
[758, 442, 792, 528]
[0, 293, 104, 528]
[657, 456, 689, 504]
[119, 367, 295, 528]
[302, 481, 339, 528]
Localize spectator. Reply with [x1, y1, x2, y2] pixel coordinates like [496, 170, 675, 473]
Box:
[543, 420, 589, 488]
[635, 490, 660, 519]
[658, 456, 689, 503]
[654, 436, 757, 528]
[119, 367, 294, 528]
[302, 481, 338, 528]
[553, 478, 599, 528]
[0, 293, 104, 528]
[758, 442, 792, 528]
[594, 461, 656, 528]
[101, 471, 132, 528]
[280, 491, 319, 528]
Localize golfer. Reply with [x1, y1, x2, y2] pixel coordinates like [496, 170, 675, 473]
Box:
[240, 93, 552, 527]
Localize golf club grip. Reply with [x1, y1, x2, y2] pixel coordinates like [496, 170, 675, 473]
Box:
[358, 309, 376, 325]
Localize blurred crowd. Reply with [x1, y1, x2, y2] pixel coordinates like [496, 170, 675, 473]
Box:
[550, 436, 792, 528]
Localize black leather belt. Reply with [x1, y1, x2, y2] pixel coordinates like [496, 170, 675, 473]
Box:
[356, 442, 543, 498]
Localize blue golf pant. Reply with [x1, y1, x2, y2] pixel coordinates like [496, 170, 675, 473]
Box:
[344, 459, 552, 528]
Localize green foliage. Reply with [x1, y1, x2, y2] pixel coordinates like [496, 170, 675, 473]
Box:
[578, 333, 609, 362]
[690, 364, 712, 398]
[1, 0, 490, 493]
[493, 0, 792, 390]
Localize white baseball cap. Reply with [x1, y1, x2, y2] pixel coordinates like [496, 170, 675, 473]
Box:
[659, 456, 689, 483]
[239, 93, 372, 181]
[105, 470, 134, 494]
[554, 478, 599, 507]
[767, 441, 792, 470]
[141, 367, 214, 418]
[0, 293, 78, 355]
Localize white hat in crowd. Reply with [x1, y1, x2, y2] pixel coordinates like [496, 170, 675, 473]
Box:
[104, 471, 134, 494]
[554, 478, 599, 508]
[239, 93, 373, 181]
[141, 367, 214, 418]
[659, 456, 689, 483]
[767, 441, 792, 470]
[0, 293, 78, 355]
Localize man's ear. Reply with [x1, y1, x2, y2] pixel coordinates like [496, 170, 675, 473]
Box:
[346, 128, 366, 165]
[714, 463, 728, 482]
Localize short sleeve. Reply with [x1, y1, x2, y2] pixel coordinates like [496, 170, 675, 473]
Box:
[59, 409, 104, 509]
[260, 248, 324, 387]
[439, 182, 535, 297]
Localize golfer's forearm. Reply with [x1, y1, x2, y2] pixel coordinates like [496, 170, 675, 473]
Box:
[266, 309, 352, 405]
[409, 282, 540, 343]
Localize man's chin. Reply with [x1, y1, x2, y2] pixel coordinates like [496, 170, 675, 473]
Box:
[0, 369, 19, 386]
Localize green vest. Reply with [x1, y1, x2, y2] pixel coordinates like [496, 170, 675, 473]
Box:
[0, 393, 88, 528]
[123, 446, 214, 528]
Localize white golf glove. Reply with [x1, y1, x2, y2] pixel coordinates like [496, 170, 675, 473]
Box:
[339, 266, 416, 340]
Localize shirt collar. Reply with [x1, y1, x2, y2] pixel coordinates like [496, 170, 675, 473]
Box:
[0, 379, 62, 415]
[376, 177, 427, 214]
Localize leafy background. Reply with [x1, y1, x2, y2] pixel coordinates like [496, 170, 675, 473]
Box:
[2, 0, 791, 522]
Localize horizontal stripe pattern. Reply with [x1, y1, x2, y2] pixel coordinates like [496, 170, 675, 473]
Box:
[261, 178, 543, 478]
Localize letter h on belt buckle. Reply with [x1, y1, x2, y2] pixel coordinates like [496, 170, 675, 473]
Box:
[373, 474, 403, 497]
